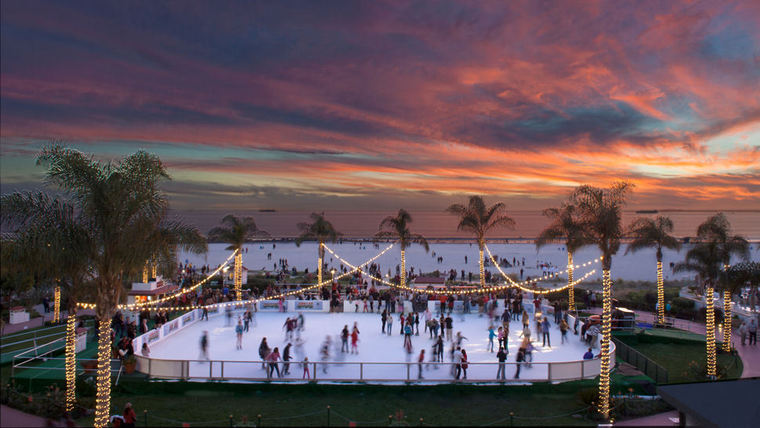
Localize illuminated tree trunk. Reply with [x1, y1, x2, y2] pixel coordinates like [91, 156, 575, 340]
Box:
[94, 318, 112, 428]
[234, 250, 243, 300]
[400, 249, 406, 288]
[567, 252, 575, 312]
[657, 260, 664, 324]
[142, 264, 149, 283]
[65, 312, 77, 411]
[318, 242, 323, 285]
[54, 286, 61, 323]
[598, 269, 612, 420]
[479, 247, 485, 288]
[151, 262, 157, 280]
[722, 290, 732, 353]
[705, 286, 717, 378]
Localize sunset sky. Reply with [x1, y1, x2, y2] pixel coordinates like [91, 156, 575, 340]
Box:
[1, 0, 759, 213]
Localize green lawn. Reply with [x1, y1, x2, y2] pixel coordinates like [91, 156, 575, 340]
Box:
[629, 342, 743, 383]
[76, 383, 599, 427]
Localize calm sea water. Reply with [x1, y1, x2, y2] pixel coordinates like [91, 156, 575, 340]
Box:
[175, 210, 760, 241]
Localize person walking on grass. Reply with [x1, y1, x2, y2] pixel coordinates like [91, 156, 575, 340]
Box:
[496, 346, 507, 381]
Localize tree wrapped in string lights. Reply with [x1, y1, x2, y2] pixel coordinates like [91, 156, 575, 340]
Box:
[693, 214, 749, 354]
[208, 215, 267, 300]
[570, 181, 633, 420]
[18, 146, 207, 427]
[625, 216, 681, 325]
[447, 196, 515, 288]
[375, 209, 429, 288]
[296, 212, 341, 286]
[1, 191, 93, 412]
[536, 203, 588, 312]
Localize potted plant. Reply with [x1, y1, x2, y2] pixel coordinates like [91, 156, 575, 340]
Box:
[123, 354, 137, 374]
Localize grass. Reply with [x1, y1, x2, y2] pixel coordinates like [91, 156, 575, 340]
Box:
[75, 382, 600, 427]
[627, 342, 743, 383]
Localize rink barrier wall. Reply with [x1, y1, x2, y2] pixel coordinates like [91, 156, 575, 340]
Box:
[134, 350, 614, 384]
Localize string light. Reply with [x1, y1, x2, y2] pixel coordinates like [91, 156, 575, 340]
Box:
[705, 284, 717, 378]
[722, 264, 731, 353]
[94, 319, 112, 428]
[54, 286, 61, 323]
[234, 250, 243, 301]
[77, 250, 238, 311]
[484, 244, 602, 294]
[598, 269, 612, 420]
[325, 242, 597, 296]
[657, 260, 664, 324]
[65, 313, 77, 411]
[567, 252, 575, 311]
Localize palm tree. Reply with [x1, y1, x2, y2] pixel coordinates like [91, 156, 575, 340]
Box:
[296, 212, 341, 286]
[24, 145, 206, 427]
[696, 214, 749, 352]
[625, 216, 681, 324]
[674, 240, 723, 379]
[446, 196, 515, 288]
[569, 181, 633, 420]
[208, 215, 267, 300]
[375, 209, 429, 288]
[1, 191, 92, 412]
[536, 203, 587, 312]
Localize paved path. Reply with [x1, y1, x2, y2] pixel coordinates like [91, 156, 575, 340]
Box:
[0, 405, 72, 427]
[615, 410, 679, 426]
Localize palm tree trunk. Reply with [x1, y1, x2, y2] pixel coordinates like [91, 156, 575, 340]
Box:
[65, 311, 77, 411]
[234, 249, 243, 300]
[657, 259, 664, 324]
[705, 286, 717, 378]
[598, 268, 612, 420]
[142, 264, 149, 283]
[722, 290, 732, 353]
[318, 242, 323, 285]
[567, 252, 574, 312]
[479, 247, 485, 288]
[401, 249, 406, 288]
[151, 262, 157, 279]
[94, 317, 112, 428]
[54, 286, 61, 323]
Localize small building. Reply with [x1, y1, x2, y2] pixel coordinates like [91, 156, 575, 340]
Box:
[127, 277, 178, 305]
[657, 378, 760, 427]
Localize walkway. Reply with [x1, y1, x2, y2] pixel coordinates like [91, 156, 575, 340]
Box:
[0, 405, 72, 427]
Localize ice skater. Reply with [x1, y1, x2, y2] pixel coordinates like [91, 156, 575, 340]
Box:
[235, 318, 244, 350]
[487, 325, 496, 352]
[259, 337, 270, 369]
[350, 323, 360, 354]
[302, 357, 310, 379]
[199, 331, 209, 360]
[341, 325, 349, 353]
[282, 343, 292, 375]
[320, 336, 331, 374]
[386, 314, 393, 336]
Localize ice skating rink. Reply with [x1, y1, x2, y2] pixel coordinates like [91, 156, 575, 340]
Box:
[143, 309, 608, 383]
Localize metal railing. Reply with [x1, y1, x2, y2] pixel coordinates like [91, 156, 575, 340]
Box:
[134, 349, 615, 384]
[611, 337, 668, 383]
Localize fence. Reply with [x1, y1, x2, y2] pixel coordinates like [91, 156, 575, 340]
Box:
[611, 338, 668, 383]
[134, 349, 614, 384]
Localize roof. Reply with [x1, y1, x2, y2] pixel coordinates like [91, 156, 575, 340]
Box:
[413, 276, 445, 284]
[657, 378, 760, 428]
[127, 283, 179, 296]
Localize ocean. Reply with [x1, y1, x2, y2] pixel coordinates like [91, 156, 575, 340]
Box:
[174, 210, 760, 241]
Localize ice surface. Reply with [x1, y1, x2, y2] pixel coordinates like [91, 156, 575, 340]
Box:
[147, 309, 601, 382]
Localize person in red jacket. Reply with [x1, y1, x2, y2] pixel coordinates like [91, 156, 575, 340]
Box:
[123, 402, 136, 428]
